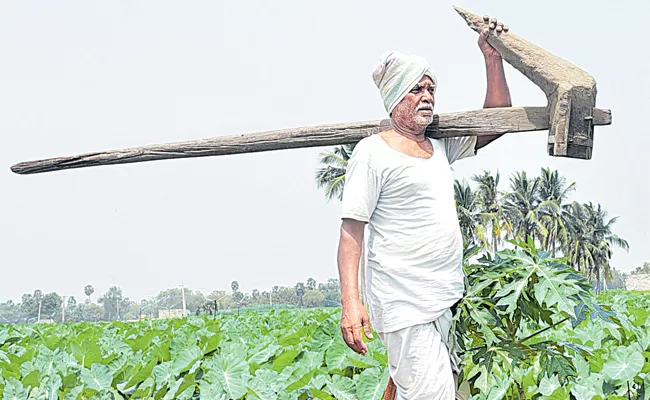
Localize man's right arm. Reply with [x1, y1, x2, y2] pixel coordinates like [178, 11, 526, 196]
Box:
[338, 218, 373, 355]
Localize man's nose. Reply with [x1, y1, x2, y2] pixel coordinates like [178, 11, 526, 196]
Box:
[422, 90, 434, 103]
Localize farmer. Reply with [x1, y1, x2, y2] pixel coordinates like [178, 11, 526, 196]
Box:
[337, 15, 512, 399]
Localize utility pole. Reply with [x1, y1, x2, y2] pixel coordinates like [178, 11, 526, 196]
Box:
[37, 300, 42, 323]
[180, 282, 187, 317]
[116, 297, 120, 321]
[62, 296, 66, 323]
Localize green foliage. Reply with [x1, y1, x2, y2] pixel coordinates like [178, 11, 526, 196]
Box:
[453, 240, 649, 399]
[0, 309, 392, 399]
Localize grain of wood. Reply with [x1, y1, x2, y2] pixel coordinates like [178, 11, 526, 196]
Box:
[10, 106, 610, 175]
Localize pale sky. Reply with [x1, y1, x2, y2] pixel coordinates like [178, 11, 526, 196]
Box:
[1, 1, 648, 303]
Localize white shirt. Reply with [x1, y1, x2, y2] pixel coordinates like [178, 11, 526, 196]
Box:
[340, 134, 477, 333]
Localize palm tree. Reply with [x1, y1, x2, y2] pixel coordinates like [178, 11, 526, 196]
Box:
[563, 202, 629, 294]
[536, 168, 575, 256]
[454, 179, 481, 248]
[314, 144, 356, 201]
[84, 285, 94, 304]
[537, 168, 575, 203]
[502, 171, 544, 243]
[471, 170, 508, 251]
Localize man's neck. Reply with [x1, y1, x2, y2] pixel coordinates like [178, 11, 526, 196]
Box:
[391, 119, 428, 142]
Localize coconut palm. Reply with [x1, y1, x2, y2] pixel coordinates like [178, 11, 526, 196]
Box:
[454, 179, 482, 248]
[502, 171, 544, 243]
[536, 168, 575, 256]
[471, 170, 509, 251]
[314, 144, 356, 201]
[563, 202, 629, 294]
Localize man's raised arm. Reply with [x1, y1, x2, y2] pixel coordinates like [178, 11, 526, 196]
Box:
[476, 16, 512, 150]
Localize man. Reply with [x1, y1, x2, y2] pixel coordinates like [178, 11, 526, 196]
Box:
[337, 15, 512, 400]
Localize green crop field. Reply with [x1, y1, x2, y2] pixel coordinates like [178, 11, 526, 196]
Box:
[0, 290, 648, 400]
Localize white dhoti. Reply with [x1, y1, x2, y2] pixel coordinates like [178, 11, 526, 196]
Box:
[378, 309, 462, 400]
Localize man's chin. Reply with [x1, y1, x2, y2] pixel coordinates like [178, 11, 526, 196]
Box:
[412, 115, 433, 126]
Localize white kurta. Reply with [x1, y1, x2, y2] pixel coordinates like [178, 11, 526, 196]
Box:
[340, 133, 476, 399]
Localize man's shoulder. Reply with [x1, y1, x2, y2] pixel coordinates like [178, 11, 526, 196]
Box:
[350, 134, 383, 163]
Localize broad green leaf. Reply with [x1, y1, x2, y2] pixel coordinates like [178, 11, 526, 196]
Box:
[539, 350, 576, 384]
[69, 341, 102, 368]
[538, 375, 561, 397]
[247, 370, 280, 400]
[602, 347, 644, 383]
[152, 361, 175, 390]
[325, 375, 356, 400]
[325, 344, 348, 374]
[21, 371, 39, 389]
[485, 374, 512, 400]
[248, 344, 280, 365]
[202, 354, 250, 399]
[272, 349, 301, 373]
[533, 265, 578, 318]
[171, 372, 196, 399]
[309, 388, 336, 400]
[354, 367, 389, 400]
[130, 377, 155, 398]
[540, 387, 568, 400]
[2, 377, 28, 400]
[201, 334, 221, 356]
[171, 346, 203, 375]
[79, 364, 112, 392]
[124, 359, 157, 390]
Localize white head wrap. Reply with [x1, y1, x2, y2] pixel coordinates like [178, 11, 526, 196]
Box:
[372, 51, 437, 115]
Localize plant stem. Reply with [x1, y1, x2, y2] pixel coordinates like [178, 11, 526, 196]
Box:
[517, 317, 570, 344]
[626, 381, 631, 400]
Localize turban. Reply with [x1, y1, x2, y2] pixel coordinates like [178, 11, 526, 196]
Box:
[372, 51, 438, 114]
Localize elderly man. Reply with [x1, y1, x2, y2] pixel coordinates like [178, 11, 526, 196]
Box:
[337, 16, 512, 400]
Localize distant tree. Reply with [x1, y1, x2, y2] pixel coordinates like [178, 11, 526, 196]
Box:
[306, 278, 316, 291]
[295, 283, 306, 308]
[251, 289, 260, 303]
[155, 288, 206, 313]
[84, 285, 94, 304]
[0, 300, 22, 324]
[84, 303, 104, 321]
[97, 286, 131, 321]
[326, 278, 340, 292]
[632, 261, 650, 275]
[231, 281, 239, 292]
[324, 291, 341, 307]
[303, 290, 325, 307]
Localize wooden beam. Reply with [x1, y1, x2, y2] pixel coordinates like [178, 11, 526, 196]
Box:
[10, 106, 610, 175]
[455, 6, 599, 159]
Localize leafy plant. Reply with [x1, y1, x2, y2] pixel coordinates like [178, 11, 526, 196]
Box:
[452, 238, 647, 399]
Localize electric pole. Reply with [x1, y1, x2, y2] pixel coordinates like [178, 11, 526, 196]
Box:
[180, 282, 187, 317]
[62, 296, 66, 323]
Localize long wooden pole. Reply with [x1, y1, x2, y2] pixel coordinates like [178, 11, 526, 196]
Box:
[10, 106, 610, 175]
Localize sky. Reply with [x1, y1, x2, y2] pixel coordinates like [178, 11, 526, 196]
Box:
[1, 0, 648, 303]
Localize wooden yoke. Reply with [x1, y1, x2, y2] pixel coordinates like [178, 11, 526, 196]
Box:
[9, 6, 610, 175]
[455, 6, 599, 159]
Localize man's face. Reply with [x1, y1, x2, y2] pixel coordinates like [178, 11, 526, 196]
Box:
[391, 75, 435, 128]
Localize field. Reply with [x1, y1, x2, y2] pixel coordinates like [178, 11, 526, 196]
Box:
[0, 291, 649, 400]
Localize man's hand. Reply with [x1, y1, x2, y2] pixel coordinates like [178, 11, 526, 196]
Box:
[340, 298, 373, 355]
[478, 15, 509, 59]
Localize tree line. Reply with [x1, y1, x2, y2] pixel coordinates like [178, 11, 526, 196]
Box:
[0, 278, 342, 324]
